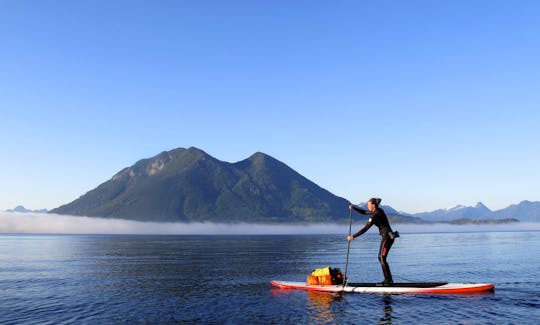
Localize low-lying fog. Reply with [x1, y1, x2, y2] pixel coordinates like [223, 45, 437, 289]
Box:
[1, 212, 539, 235]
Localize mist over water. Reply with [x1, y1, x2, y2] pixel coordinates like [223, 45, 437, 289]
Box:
[0, 212, 346, 235]
[1, 212, 539, 235]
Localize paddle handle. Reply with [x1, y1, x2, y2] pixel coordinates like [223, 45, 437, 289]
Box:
[344, 207, 353, 286]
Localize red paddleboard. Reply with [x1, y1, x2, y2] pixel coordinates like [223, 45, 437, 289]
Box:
[271, 280, 494, 294]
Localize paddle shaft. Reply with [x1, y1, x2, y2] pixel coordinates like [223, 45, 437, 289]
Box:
[344, 207, 353, 286]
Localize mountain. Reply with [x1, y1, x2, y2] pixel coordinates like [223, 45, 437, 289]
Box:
[51, 147, 355, 223]
[49, 147, 540, 224]
[413, 202, 495, 222]
[492, 200, 540, 222]
[6, 205, 48, 213]
[412, 201, 540, 222]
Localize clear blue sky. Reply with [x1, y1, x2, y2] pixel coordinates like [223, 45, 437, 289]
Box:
[1, 1, 538, 213]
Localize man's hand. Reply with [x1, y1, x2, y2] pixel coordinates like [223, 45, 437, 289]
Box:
[347, 235, 354, 241]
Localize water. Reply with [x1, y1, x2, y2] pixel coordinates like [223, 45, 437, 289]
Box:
[0, 232, 538, 324]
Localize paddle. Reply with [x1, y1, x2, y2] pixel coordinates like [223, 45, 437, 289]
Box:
[343, 205, 353, 286]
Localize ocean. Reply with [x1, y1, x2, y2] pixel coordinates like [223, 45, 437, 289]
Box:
[0, 231, 538, 324]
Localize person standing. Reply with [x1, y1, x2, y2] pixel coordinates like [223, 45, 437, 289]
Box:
[347, 198, 398, 286]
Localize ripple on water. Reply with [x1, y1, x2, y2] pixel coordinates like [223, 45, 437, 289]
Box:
[0, 233, 538, 324]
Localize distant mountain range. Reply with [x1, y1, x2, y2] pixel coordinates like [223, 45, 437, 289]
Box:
[48, 147, 539, 224]
[412, 201, 540, 223]
[6, 205, 48, 213]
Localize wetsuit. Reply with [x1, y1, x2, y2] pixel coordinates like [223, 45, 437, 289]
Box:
[351, 205, 395, 284]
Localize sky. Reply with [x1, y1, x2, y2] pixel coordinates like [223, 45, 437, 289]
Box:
[0, 0, 539, 214]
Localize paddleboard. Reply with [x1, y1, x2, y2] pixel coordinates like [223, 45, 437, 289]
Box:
[271, 280, 494, 294]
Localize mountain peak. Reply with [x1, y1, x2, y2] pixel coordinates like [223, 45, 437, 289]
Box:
[111, 147, 218, 181]
[7, 205, 48, 213]
[242, 151, 284, 170]
[474, 202, 490, 210]
[167, 147, 212, 161]
[51, 147, 350, 222]
[185, 146, 209, 156]
[248, 151, 274, 161]
[448, 205, 466, 211]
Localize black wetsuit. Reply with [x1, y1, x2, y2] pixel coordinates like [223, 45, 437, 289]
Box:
[351, 205, 395, 284]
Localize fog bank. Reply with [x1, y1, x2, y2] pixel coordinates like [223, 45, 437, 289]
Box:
[0, 212, 347, 235]
[1, 212, 539, 235]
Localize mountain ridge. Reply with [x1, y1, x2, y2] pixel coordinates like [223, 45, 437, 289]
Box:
[50, 147, 356, 223]
[6, 205, 48, 214]
[49, 147, 539, 223]
[413, 200, 540, 222]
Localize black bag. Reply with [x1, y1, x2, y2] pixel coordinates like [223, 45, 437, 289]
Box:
[330, 267, 345, 285]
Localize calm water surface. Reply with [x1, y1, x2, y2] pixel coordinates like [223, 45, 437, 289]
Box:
[0, 232, 538, 324]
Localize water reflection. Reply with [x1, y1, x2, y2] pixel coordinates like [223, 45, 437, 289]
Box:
[303, 290, 395, 325]
[307, 291, 344, 324]
[377, 294, 393, 325]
